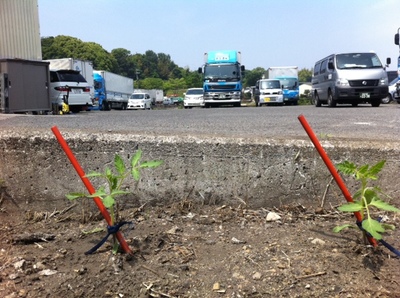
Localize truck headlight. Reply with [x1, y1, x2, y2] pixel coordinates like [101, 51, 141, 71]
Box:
[379, 77, 388, 85]
[336, 78, 349, 86]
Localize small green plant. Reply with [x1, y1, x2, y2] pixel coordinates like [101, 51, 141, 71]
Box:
[66, 149, 163, 253]
[334, 160, 400, 241]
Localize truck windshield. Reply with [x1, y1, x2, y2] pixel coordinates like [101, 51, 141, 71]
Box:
[260, 80, 281, 89]
[279, 78, 297, 90]
[336, 53, 383, 69]
[204, 64, 240, 80]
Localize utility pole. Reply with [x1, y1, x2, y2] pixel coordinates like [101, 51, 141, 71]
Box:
[395, 28, 400, 79]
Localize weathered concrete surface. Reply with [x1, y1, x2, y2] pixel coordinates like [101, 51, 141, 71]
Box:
[0, 128, 399, 211]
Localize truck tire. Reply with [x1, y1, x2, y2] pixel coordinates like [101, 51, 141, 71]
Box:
[101, 101, 111, 111]
[313, 93, 322, 107]
[327, 91, 336, 107]
[371, 99, 381, 107]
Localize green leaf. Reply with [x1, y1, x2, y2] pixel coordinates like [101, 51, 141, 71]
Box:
[110, 189, 130, 197]
[131, 149, 142, 168]
[87, 186, 107, 198]
[105, 167, 112, 177]
[369, 160, 385, 176]
[102, 195, 115, 208]
[333, 224, 355, 233]
[131, 167, 140, 181]
[85, 171, 103, 177]
[363, 188, 377, 205]
[110, 176, 118, 190]
[338, 202, 364, 212]
[114, 154, 126, 175]
[362, 218, 385, 240]
[369, 198, 400, 212]
[381, 223, 396, 231]
[337, 161, 356, 175]
[66, 192, 87, 200]
[140, 160, 163, 169]
[358, 164, 369, 176]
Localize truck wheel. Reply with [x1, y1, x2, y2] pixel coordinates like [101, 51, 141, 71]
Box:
[312, 93, 322, 107]
[371, 99, 381, 107]
[327, 92, 336, 107]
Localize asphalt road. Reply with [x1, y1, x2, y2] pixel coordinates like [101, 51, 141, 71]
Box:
[0, 104, 399, 141]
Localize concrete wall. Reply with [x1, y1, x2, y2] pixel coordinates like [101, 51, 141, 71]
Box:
[0, 129, 399, 211]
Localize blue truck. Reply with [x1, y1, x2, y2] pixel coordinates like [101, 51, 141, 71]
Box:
[266, 66, 299, 105]
[198, 50, 245, 107]
[91, 70, 134, 111]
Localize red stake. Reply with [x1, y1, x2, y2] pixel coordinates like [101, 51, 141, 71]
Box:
[51, 126, 134, 255]
[297, 115, 377, 247]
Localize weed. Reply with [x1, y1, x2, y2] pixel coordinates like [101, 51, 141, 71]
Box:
[333, 160, 400, 241]
[66, 149, 163, 253]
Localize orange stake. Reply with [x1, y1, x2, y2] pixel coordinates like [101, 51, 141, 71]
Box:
[297, 115, 377, 247]
[51, 126, 134, 255]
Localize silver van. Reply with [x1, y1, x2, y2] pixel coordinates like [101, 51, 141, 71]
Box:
[311, 53, 390, 107]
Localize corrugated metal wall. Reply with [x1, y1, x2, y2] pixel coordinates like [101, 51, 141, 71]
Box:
[0, 0, 42, 60]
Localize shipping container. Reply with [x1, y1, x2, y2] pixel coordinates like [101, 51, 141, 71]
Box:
[0, 0, 42, 60]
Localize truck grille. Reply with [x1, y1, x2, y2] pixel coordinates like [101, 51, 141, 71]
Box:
[349, 80, 379, 87]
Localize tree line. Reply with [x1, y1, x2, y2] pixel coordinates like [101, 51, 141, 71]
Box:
[41, 35, 312, 94]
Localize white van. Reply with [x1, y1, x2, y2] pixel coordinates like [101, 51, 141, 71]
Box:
[254, 79, 283, 106]
[49, 69, 92, 113]
[311, 52, 390, 107]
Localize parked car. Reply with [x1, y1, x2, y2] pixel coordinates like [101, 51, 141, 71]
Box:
[170, 97, 183, 105]
[127, 93, 152, 110]
[49, 69, 92, 113]
[381, 77, 399, 104]
[163, 97, 173, 106]
[183, 88, 204, 108]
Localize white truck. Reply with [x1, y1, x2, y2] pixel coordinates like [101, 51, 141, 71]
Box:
[134, 89, 164, 104]
[45, 58, 94, 99]
[93, 70, 134, 110]
[265, 66, 299, 105]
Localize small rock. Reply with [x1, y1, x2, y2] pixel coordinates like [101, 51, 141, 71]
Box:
[38, 269, 57, 276]
[231, 237, 246, 244]
[305, 284, 311, 289]
[213, 282, 220, 290]
[13, 260, 25, 270]
[266, 212, 281, 221]
[311, 238, 325, 245]
[252, 272, 262, 280]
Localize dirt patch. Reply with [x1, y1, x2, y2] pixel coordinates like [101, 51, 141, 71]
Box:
[1, 196, 399, 298]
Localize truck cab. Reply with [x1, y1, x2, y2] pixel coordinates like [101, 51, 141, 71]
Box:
[198, 50, 245, 108]
[254, 79, 283, 106]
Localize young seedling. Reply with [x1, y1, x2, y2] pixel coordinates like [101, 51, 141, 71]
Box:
[334, 160, 400, 242]
[66, 149, 163, 253]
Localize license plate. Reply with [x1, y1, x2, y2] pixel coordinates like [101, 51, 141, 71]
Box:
[219, 94, 225, 99]
[264, 97, 270, 102]
[72, 89, 82, 94]
[360, 93, 370, 99]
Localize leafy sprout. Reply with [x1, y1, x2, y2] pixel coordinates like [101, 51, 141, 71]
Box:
[334, 160, 399, 240]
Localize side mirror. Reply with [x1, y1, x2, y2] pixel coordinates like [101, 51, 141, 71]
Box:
[386, 57, 391, 65]
[198, 67, 202, 74]
[395, 33, 399, 45]
[328, 61, 334, 70]
[241, 65, 245, 71]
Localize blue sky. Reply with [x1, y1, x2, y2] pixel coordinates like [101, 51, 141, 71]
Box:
[38, 0, 400, 72]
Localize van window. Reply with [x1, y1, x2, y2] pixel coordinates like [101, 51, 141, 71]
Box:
[313, 62, 321, 75]
[320, 60, 327, 74]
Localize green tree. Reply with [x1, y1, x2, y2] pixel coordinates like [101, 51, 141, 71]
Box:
[299, 68, 312, 82]
[243, 67, 266, 87]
